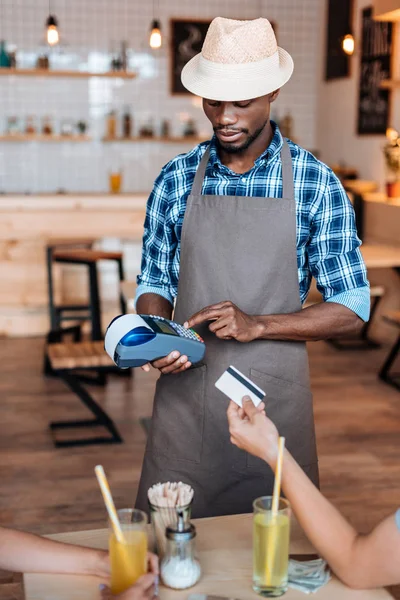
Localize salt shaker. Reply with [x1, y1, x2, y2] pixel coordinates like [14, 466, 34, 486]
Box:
[160, 512, 201, 589]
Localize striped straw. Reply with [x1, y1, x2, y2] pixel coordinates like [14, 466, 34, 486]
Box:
[266, 436, 285, 585]
[271, 437, 285, 516]
[94, 465, 126, 544]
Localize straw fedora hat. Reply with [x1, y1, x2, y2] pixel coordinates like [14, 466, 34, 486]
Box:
[181, 17, 294, 101]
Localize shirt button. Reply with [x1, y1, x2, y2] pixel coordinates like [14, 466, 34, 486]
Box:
[242, 177, 247, 182]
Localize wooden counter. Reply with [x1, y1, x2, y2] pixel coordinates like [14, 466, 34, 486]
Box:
[363, 193, 400, 246]
[0, 194, 147, 336]
[0, 191, 399, 338]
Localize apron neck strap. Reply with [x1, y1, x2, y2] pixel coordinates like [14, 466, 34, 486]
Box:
[191, 146, 211, 196]
[190, 138, 294, 199]
[280, 138, 294, 199]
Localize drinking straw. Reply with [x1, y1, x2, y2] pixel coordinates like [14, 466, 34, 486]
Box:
[265, 437, 285, 586]
[95, 465, 126, 544]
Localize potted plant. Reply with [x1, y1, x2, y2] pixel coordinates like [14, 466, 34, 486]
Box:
[383, 128, 400, 198]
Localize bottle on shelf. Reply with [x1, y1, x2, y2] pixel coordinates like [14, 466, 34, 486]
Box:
[122, 108, 132, 138]
[0, 40, 11, 68]
[161, 119, 170, 138]
[280, 112, 293, 139]
[183, 118, 197, 138]
[42, 116, 53, 135]
[7, 116, 19, 135]
[106, 110, 117, 139]
[25, 115, 36, 135]
[120, 41, 128, 71]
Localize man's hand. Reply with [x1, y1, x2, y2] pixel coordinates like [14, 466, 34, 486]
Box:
[184, 301, 262, 342]
[227, 397, 279, 468]
[141, 350, 191, 375]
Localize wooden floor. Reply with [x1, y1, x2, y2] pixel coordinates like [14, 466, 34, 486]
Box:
[0, 336, 399, 540]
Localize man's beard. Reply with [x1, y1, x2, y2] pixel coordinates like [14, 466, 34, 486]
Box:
[214, 119, 269, 154]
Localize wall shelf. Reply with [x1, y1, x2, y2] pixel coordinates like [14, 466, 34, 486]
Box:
[0, 134, 91, 142]
[0, 68, 136, 79]
[380, 79, 400, 89]
[102, 136, 206, 144]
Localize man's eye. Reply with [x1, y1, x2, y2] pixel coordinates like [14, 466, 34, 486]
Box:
[208, 102, 219, 107]
[235, 102, 251, 108]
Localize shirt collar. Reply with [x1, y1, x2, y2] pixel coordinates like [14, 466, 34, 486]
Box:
[207, 120, 284, 172]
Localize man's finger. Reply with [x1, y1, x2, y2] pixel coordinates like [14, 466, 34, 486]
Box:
[184, 305, 225, 328]
[152, 351, 181, 369]
[171, 361, 191, 374]
[141, 363, 151, 372]
[242, 396, 260, 419]
[208, 316, 231, 333]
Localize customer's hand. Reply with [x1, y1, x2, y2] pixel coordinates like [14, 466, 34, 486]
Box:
[227, 397, 279, 468]
[100, 573, 157, 600]
[141, 350, 191, 374]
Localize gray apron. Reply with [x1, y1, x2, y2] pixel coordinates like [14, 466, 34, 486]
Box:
[136, 139, 319, 518]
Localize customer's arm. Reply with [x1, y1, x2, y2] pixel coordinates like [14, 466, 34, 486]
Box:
[0, 526, 109, 576]
[227, 399, 400, 589]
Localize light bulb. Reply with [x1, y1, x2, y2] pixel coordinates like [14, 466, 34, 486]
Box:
[46, 15, 59, 46]
[47, 25, 59, 45]
[149, 20, 162, 49]
[342, 34, 354, 56]
[386, 128, 399, 142]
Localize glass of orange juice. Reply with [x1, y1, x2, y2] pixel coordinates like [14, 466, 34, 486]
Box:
[109, 508, 148, 595]
[109, 170, 123, 194]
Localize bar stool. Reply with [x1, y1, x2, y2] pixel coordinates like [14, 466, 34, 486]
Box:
[379, 312, 400, 391]
[46, 240, 127, 341]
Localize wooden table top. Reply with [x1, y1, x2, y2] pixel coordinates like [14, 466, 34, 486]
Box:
[23, 514, 394, 600]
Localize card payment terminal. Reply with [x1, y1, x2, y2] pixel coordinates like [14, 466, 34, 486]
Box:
[104, 314, 205, 368]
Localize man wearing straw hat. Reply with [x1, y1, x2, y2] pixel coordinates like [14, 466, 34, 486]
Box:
[135, 17, 369, 518]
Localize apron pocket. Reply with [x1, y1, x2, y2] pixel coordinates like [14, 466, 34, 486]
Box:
[247, 368, 317, 470]
[150, 365, 206, 464]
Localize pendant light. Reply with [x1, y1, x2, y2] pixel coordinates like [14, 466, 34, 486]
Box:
[342, 33, 355, 55]
[46, 0, 60, 46]
[149, 0, 162, 49]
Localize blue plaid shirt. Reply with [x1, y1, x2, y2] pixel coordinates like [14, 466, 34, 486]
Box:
[136, 123, 370, 321]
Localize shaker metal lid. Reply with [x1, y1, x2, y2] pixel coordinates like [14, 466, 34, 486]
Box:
[166, 523, 196, 541]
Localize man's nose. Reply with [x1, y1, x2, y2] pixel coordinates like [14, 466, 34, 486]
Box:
[218, 108, 238, 127]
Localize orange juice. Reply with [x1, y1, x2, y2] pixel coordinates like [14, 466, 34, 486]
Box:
[109, 529, 147, 594]
[109, 172, 122, 194]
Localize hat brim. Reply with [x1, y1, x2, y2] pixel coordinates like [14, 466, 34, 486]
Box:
[181, 47, 294, 101]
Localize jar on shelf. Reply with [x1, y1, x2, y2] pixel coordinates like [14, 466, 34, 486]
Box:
[42, 116, 53, 135]
[160, 513, 201, 590]
[25, 115, 36, 135]
[60, 119, 74, 136]
[7, 116, 19, 134]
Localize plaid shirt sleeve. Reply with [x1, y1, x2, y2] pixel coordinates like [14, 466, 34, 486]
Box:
[136, 167, 177, 305]
[308, 169, 370, 320]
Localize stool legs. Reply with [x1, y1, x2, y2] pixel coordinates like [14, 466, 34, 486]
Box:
[49, 371, 123, 447]
[117, 257, 127, 315]
[88, 262, 102, 340]
[379, 334, 400, 391]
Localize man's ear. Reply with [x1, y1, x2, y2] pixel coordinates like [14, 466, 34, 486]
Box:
[269, 89, 281, 103]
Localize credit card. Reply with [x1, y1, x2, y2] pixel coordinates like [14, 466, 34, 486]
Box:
[215, 365, 265, 407]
